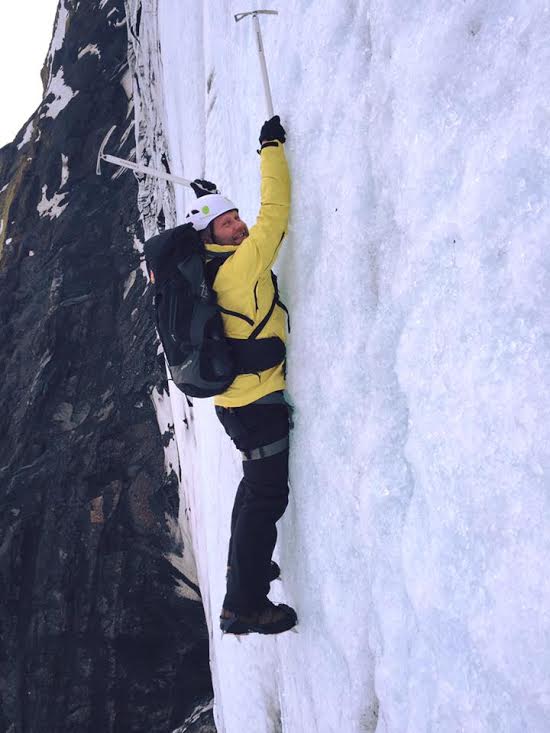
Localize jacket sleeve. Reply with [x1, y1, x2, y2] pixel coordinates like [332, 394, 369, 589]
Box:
[214, 142, 290, 291]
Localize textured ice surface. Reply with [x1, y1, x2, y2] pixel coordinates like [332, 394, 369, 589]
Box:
[135, 1, 550, 731]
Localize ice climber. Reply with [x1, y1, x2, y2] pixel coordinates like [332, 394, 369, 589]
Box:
[186, 116, 297, 635]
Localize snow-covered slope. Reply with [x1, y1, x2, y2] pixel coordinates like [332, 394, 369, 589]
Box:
[129, 1, 550, 731]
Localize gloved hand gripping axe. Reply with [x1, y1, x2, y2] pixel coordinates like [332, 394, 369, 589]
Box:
[234, 10, 278, 118]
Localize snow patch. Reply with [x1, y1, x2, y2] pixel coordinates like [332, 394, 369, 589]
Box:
[150, 386, 179, 477]
[37, 185, 68, 219]
[61, 155, 69, 188]
[17, 120, 34, 149]
[45, 0, 69, 86]
[77, 44, 101, 60]
[123, 269, 136, 299]
[0, 183, 9, 194]
[172, 700, 214, 733]
[133, 234, 149, 281]
[28, 351, 53, 406]
[120, 68, 133, 100]
[150, 378, 201, 602]
[41, 68, 78, 120]
[166, 551, 201, 602]
[119, 120, 135, 146]
[28, 249, 34, 256]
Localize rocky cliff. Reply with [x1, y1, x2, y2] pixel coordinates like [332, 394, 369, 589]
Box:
[0, 1, 214, 731]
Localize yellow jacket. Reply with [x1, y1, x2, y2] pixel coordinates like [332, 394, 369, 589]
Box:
[206, 142, 290, 407]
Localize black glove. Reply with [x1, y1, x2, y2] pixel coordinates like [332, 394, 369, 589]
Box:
[190, 179, 219, 198]
[259, 115, 286, 144]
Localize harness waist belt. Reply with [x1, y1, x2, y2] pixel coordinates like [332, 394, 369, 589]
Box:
[252, 390, 287, 406]
[241, 435, 289, 461]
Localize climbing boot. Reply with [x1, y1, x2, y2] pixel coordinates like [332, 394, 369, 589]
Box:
[220, 600, 297, 636]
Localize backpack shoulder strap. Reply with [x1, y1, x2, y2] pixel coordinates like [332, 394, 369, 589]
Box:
[205, 252, 254, 326]
[249, 272, 290, 340]
[205, 251, 233, 287]
[205, 258, 223, 287]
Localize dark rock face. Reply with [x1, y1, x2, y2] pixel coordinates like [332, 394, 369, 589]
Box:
[0, 2, 214, 731]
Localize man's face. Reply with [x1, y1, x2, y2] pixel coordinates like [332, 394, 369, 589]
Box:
[212, 209, 249, 246]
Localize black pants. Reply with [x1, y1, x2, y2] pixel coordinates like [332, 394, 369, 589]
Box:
[215, 399, 290, 614]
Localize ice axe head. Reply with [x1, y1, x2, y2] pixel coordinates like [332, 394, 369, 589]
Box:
[234, 10, 278, 22]
[96, 125, 117, 175]
[234, 10, 279, 118]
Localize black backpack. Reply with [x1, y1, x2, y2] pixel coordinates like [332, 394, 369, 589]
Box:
[144, 224, 287, 398]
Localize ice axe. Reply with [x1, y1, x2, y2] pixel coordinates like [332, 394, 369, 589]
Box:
[96, 125, 193, 188]
[234, 10, 278, 118]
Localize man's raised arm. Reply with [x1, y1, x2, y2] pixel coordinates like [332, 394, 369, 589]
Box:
[218, 116, 290, 286]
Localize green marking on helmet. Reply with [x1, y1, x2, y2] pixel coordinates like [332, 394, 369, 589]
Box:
[201, 205, 210, 214]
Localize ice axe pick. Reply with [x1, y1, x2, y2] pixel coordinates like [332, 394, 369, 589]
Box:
[234, 10, 278, 118]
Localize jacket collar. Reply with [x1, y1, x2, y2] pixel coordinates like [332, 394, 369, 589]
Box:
[205, 243, 238, 255]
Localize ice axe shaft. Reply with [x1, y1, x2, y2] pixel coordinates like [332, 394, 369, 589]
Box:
[101, 153, 192, 188]
[234, 10, 278, 118]
[96, 125, 192, 188]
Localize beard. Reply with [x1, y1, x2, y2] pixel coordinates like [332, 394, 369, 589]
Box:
[232, 225, 249, 245]
[215, 225, 249, 246]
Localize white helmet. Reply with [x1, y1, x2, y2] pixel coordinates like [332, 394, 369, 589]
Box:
[185, 194, 238, 232]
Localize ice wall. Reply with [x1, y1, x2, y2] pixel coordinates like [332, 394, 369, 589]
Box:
[131, 1, 550, 731]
